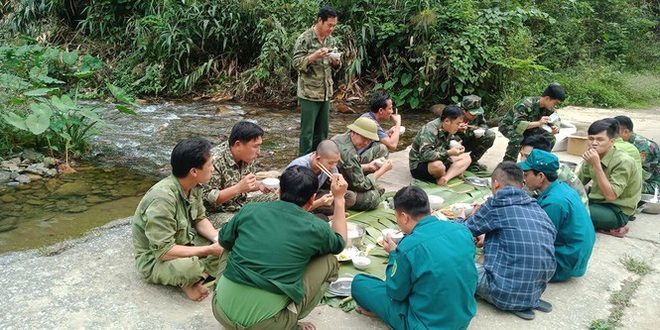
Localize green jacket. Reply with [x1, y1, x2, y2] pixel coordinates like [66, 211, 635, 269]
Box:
[456, 112, 488, 140]
[293, 27, 339, 101]
[409, 118, 460, 170]
[331, 132, 378, 192]
[499, 96, 557, 138]
[629, 132, 659, 192]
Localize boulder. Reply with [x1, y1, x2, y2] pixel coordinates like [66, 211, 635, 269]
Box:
[20, 150, 43, 163]
[0, 171, 11, 184]
[15, 174, 31, 184]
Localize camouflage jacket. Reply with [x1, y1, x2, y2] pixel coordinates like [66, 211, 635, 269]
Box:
[629, 132, 659, 184]
[331, 132, 378, 192]
[132, 175, 206, 277]
[499, 96, 556, 138]
[202, 141, 256, 213]
[557, 164, 589, 211]
[293, 26, 339, 101]
[409, 118, 460, 170]
[456, 110, 488, 140]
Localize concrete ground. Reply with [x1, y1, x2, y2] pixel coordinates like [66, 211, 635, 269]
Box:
[0, 106, 659, 329]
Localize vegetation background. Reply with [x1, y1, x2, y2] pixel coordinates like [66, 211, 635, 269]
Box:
[1, 0, 659, 158]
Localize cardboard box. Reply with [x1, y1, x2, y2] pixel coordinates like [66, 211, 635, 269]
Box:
[567, 134, 589, 156]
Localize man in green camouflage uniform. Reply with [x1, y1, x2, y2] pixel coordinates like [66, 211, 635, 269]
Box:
[133, 137, 222, 301]
[332, 117, 394, 211]
[615, 115, 659, 194]
[455, 95, 496, 171]
[499, 84, 566, 162]
[293, 6, 341, 156]
[202, 121, 276, 227]
[520, 135, 589, 213]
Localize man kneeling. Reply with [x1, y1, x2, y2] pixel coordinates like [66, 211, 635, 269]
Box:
[212, 166, 349, 329]
[351, 186, 478, 329]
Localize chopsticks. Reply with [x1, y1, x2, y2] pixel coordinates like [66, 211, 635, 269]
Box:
[395, 107, 398, 115]
[317, 162, 334, 178]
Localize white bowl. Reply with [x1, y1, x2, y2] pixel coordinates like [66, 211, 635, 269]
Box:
[352, 256, 371, 270]
[381, 228, 404, 244]
[473, 129, 485, 138]
[449, 140, 462, 148]
[451, 203, 474, 217]
[329, 52, 341, 59]
[262, 178, 280, 190]
[427, 195, 444, 209]
[374, 157, 386, 167]
[399, 126, 406, 134]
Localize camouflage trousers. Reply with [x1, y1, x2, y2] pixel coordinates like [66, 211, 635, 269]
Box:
[145, 234, 220, 287]
[207, 192, 278, 228]
[642, 179, 659, 194]
[500, 127, 556, 162]
[458, 130, 496, 164]
[350, 187, 385, 211]
[314, 189, 357, 217]
[359, 143, 389, 164]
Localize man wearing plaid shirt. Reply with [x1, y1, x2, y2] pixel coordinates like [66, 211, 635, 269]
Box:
[456, 161, 557, 320]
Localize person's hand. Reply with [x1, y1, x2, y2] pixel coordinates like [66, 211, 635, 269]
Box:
[330, 55, 341, 66]
[383, 234, 397, 253]
[387, 126, 395, 137]
[312, 47, 330, 62]
[330, 173, 348, 197]
[367, 160, 380, 172]
[318, 193, 334, 207]
[237, 173, 258, 193]
[474, 234, 485, 248]
[471, 201, 483, 214]
[449, 145, 465, 156]
[540, 116, 551, 124]
[207, 242, 224, 257]
[582, 148, 601, 167]
[458, 122, 468, 133]
[391, 114, 402, 126]
[551, 125, 560, 134]
[258, 182, 272, 194]
[379, 159, 393, 173]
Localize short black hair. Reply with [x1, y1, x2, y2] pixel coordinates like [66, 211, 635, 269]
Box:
[318, 5, 338, 22]
[229, 121, 264, 146]
[393, 186, 431, 219]
[492, 161, 524, 188]
[530, 169, 558, 182]
[280, 166, 319, 206]
[613, 115, 633, 131]
[171, 137, 212, 178]
[441, 105, 463, 121]
[370, 90, 390, 113]
[521, 135, 552, 152]
[588, 119, 618, 139]
[542, 83, 566, 101]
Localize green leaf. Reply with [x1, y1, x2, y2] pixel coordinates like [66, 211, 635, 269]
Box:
[24, 88, 59, 96]
[115, 105, 137, 115]
[79, 108, 101, 121]
[61, 50, 79, 66]
[1, 113, 28, 131]
[410, 97, 420, 109]
[400, 73, 412, 86]
[373, 83, 383, 90]
[383, 80, 396, 90]
[30, 103, 53, 118]
[67, 71, 95, 79]
[107, 83, 139, 107]
[0, 73, 31, 90]
[25, 113, 50, 134]
[36, 75, 65, 85]
[51, 96, 75, 112]
[455, 82, 464, 94]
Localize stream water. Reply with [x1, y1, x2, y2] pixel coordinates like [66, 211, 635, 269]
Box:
[0, 101, 434, 253]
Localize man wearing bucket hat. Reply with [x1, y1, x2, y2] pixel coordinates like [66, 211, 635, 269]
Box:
[331, 117, 394, 211]
[456, 95, 496, 172]
[519, 149, 595, 282]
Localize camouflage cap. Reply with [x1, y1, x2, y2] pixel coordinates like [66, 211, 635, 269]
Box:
[460, 95, 484, 116]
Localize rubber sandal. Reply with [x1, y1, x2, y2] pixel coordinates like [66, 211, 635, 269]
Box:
[512, 309, 536, 320]
[535, 299, 553, 313]
[597, 226, 629, 238]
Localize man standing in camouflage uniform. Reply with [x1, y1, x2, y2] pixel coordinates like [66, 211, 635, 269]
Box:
[455, 95, 495, 171]
[499, 84, 566, 162]
[293, 5, 341, 156]
[409, 105, 472, 186]
[332, 117, 394, 211]
[203, 121, 275, 226]
[132, 137, 223, 301]
[615, 115, 659, 194]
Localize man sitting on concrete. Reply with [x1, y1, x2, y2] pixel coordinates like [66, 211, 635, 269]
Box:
[212, 166, 348, 330]
[578, 119, 642, 237]
[286, 139, 357, 220]
[409, 105, 472, 186]
[519, 135, 589, 210]
[456, 161, 556, 320]
[519, 149, 595, 282]
[499, 83, 566, 161]
[356, 90, 402, 168]
[351, 186, 478, 329]
[604, 118, 643, 176]
[614, 115, 659, 194]
[132, 137, 223, 301]
[203, 121, 275, 226]
[332, 117, 393, 211]
[455, 95, 496, 172]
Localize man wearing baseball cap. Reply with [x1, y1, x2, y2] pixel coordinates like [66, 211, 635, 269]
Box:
[519, 149, 595, 282]
[331, 117, 394, 211]
[456, 95, 496, 172]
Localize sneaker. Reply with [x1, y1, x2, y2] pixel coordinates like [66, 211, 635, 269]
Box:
[512, 309, 536, 320]
[597, 226, 629, 238]
[535, 299, 553, 313]
[468, 162, 488, 172]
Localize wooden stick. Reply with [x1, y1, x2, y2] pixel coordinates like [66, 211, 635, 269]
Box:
[317, 162, 334, 178]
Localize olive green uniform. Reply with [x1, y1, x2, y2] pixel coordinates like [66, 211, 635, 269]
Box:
[629, 132, 659, 194]
[408, 118, 461, 171]
[499, 97, 557, 161]
[456, 113, 496, 165]
[132, 175, 219, 287]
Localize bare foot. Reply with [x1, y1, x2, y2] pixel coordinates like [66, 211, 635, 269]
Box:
[437, 177, 449, 186]
[357, 305, 377, 317]
[297, 321, 316, 330]
[182, 282, 210, 301]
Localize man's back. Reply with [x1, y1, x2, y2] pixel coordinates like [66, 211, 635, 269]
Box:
[392, 216, 477, 329]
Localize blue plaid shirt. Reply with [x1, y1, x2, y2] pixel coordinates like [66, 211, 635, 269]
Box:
[457, 186, 557, 311]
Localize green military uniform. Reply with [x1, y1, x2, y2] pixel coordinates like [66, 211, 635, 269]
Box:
[408, 118, 461, 172]
[293, 26, 339, 156]
[629, 132, 659, 194]
[578, 147, 642, 230]
[455, 95, 496, 168]
[499, 96, 557, 162]
[331, 132, 384, 211]
[132, 175, 219, 287]
[614, 138, 643, 175]
[557, 163, 590, 213]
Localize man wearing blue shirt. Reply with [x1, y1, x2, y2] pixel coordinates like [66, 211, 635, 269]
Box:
[456, 161, 556, 320]
[351, 186, 478, 329]
[519, 149, 595, 282]
[357, 90, 402, 169]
